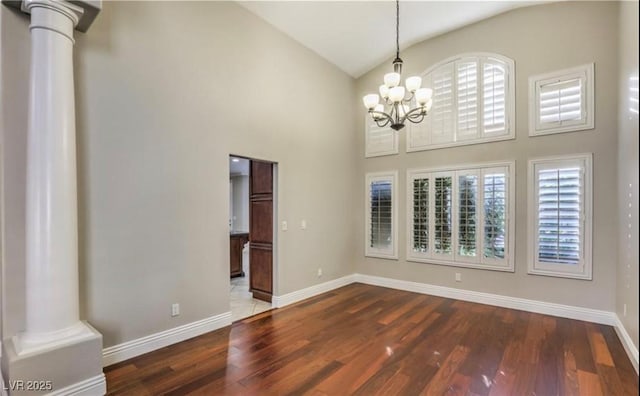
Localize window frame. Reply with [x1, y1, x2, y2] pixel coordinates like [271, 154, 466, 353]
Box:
[365, 171, 398, 259]
[406, 161, 515, 272]
[407, 52, 516, 152]
[528, 63, 595, 137]
[527, 153, 593, 280]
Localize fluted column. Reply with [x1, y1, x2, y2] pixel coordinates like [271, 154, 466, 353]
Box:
[16, 0, 90, 353]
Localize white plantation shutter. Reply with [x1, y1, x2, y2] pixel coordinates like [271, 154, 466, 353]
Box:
[411, 175, 430, 254]
[456, 60, 479, 140]
[407, 75, 432, 150]
[456, 171, 479, 260]
[529, 155, 592, 279]
[482, 168, 508, 262]
[433, 173, 453, 257]
[365, 116, 398, 157]
[538, 79, 582, 125]
[370, 181, 393, 249]
[429, 63, 455, 145]
[407, 162, 514, 272]
[529, 64, 594, 136]
[365, 172, 397, 259]
[407, 53, 514, 152]
[483, 60, 507, 135]
[536, 167, 582, 264]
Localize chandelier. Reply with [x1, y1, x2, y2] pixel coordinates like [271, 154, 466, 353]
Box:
[362, 0, 433, 131]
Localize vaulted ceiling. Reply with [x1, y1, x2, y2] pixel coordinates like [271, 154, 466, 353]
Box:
[239, 1, 542, 78]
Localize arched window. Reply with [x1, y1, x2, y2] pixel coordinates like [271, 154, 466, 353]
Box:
[407, 53, 515, 151]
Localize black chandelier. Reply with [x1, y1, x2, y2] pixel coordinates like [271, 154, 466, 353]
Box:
[362, 0, 433, 131]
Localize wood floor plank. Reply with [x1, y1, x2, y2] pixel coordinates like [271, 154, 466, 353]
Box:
[420, 345, 470, 395]
[104, 284, 639, 396]
[587, 323, 615, 367]
[563, 349, 582, 396]
[577, 369, 605, 396]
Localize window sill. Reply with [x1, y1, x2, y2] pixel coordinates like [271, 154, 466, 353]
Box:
[406, 256, 514, 272]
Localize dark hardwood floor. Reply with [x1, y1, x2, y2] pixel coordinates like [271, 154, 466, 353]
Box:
[105, 283, 638, 395]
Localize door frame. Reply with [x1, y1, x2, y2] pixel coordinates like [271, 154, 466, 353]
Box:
[228, 154, 278, 300]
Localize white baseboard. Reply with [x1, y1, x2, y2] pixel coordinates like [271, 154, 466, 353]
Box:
[48, 374, 106, 396]
[354, 273, 616, 325]
[614, 315, 639, 374]
[102, 312, 231, 366]
[272, 274, 357, 308]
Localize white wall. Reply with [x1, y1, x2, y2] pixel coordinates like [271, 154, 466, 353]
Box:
[1, 1, 359, 348]
[617, 0, 639, 350]
[355, 2, 620, 311]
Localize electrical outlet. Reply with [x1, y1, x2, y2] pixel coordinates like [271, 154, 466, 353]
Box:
[171, 303, 180, 317]
[455, 273, 462, 282]
[623, 303, 627, 317]
[317, 268, 323, 277]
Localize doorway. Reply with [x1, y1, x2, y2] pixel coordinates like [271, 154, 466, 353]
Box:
[228, 155, 275, 321]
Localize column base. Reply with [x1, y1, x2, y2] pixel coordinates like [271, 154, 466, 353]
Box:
[13, 322, 96, 357]
[1, 322, 105, 395]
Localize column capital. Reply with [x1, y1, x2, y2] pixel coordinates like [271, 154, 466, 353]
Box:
[2, 0, 101, 32]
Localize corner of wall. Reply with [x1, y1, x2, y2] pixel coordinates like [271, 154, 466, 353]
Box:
[616, 0, 639, 353]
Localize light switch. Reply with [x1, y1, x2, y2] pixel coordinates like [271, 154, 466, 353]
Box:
[301, 220, 307, 230]
[282, 221, 288, 231]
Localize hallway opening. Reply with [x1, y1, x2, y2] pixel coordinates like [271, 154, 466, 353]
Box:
[229, 155, 276, 321]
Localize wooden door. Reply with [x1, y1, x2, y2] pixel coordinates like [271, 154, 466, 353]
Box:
[249, 160, 273, 302]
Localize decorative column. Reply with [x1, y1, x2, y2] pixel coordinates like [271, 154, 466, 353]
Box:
[18, 0, 87, 352]
[2, 0, 105, 394]
[14, 0, 91, 354]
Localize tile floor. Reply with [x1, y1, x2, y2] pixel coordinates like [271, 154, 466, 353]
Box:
[230, 276, 272, 322]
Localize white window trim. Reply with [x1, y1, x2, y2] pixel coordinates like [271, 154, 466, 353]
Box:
[407, 52, 516, 152]
[528, 63, 595, 137]
[365, 171, 398, 259]
[406, 161, 515, 272]
[527, 153, 593, 280]
[365, 115, 399, 158]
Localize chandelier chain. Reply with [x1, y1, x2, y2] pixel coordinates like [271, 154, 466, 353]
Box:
[395, 0, 400, 60]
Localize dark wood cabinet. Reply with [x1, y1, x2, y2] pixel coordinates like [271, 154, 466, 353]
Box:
[249, 160, 274, 302]
[230, 233, 249, 278]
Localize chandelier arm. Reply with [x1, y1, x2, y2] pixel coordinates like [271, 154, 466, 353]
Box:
[370, 110, 394, 126]
[401, 107, 427, 124]
[374, 118, 392, 128]
[403, 113, 426, 125]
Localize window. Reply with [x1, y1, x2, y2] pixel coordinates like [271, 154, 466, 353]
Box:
[365, 171, 398, 259]
[529, 64, 594, 136]
[407, 53, 515, 152]
[407, 162, 514, 271]
[528, 154, 592, 279]
[365, 115, 398, 158]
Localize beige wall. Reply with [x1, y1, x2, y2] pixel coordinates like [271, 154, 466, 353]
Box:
[355, 2, 620, 311]
[1, 1, 359, 348]
[1, 5, 29, 340]
[617, 1, 639, 349]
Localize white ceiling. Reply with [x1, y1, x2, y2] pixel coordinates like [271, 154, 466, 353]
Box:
[239, 1, 541, 78]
